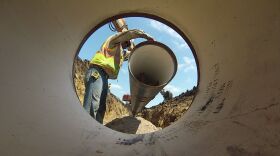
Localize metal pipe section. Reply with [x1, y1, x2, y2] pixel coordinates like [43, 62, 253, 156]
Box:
[128, 41, 177, 115]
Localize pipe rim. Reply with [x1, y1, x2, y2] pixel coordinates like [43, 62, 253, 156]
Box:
[128, 40, 178, 88]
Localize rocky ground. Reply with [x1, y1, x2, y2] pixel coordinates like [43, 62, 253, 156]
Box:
[73, 57, 195, 133]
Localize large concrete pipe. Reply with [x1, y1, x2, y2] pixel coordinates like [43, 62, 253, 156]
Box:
[0, 0, 280, 156]
[129, 41, 177, 115]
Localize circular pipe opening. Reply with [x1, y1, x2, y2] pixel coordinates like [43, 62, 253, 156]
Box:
[129, 41, 177, 86]
[73, 13, 199, 134]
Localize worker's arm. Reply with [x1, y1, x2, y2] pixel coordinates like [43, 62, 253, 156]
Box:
[109, 29, 153, 48]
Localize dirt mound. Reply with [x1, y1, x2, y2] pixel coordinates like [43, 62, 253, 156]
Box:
[105, 116, 160, 134]
[138, 87, 196, 128]
[137, 88, 196, 128]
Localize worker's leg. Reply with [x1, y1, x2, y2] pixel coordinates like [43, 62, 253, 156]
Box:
[83, 68, 102, 119]
[89, 67, 108, 124]
[83, 67, 108, 124]
[95, 72, 108, 124]
[83, 68, 95, 115]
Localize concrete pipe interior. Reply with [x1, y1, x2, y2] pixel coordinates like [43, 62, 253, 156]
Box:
[129, 42, 177, 86]
[1, 1, 280, 156]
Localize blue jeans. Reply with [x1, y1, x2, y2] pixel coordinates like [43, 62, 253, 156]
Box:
[83, 66, 108, 124]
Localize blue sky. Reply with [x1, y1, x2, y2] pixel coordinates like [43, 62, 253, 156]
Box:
[78, 17, 197, 107]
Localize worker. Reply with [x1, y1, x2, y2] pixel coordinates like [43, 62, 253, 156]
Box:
[160, 89, 173, 101]
[83, 29, 154, 124]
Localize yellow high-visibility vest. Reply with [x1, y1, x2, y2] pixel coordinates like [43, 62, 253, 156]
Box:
[90, 37, 124, 79]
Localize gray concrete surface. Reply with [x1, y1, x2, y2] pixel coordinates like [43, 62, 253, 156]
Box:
[0, 0, 279, 155]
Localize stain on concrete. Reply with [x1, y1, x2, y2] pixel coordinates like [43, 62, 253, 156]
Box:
[205, 82, 213, 94]
[214, 98, 225, 113]
[116, 135, 144, 145]
[212, 63, 220, 77]
[81, 129, 99, 141]
[160, 131, 180, 142]
[226, 80, 233, 90]
[183, 120, 210, 133]
[132, 149, 140, 155]
[212, 78, 219, 90]
[216, 83, 226, 98]
[211, 40, 216, 48]
[200, 97, 214, 112]
[230, 102, 280, 119]
[204, 63, 220, 98]
[231, 121, 258, 135]
[158, 147, 168, 156]
[96, 150, 103, 154]
[226, 145, 260, 156]
[254, 102, 279, 112]
[163, 135, 179, 142]
[145, 133, 156, 145]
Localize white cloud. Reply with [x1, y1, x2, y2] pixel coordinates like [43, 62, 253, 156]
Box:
[164, 84, 182, 94]
[178, 57, 196, 72]
[150, 20, 182, 40]
[110, 83, 123, 90]
[172, 40, 188, 49]
[150, 20, 190, 51]
[178, 63, 184, 69]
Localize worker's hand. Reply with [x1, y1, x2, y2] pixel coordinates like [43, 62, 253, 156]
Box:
[145, 34, 154, 41]
[128, 40, 135, 50]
